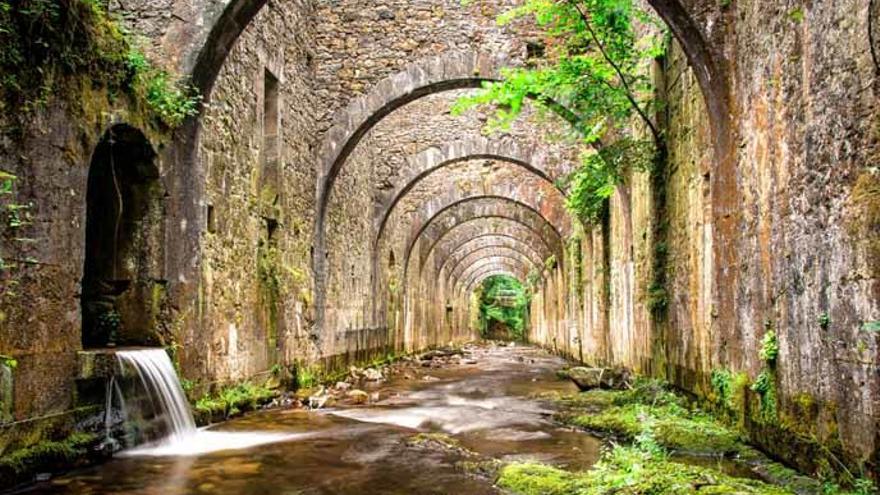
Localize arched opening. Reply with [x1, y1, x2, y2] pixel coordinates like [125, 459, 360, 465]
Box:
[81, 125, 164, 348]
[473, 274, 529, 342]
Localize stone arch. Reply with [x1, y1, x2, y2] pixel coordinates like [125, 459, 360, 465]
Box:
[403, 197, 566, 280]
[461, 263, 529, 298]
[189, 0, 269, 99]
[415, 215, 563, 278]
[437, 236, 546, 285]
[373, 136, 571, 238]
[456, 259, 532, 298]
[400, 185, 570, 268]
[288, 5, 735, 334]
[447, 248, 538, 292]
[646, 0, 732, 161]
[81, 124, 165, 348]
[427, 222, 555, 275]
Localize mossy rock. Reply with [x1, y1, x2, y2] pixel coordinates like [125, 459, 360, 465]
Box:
[498, 448, 793, 495]
[653, 414, 742, 455]
[497, 463, 578, 495]
[568, 404, 742, 456]
[0, 432, 101, 488]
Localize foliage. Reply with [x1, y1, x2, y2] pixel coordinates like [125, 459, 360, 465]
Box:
[0, 354, 17, 369]
[710, 368, 749, 416]
[862, 321, 880, 333]
[194, 382, 276, 419]
[759, 329, 779, 365]
[751, 369, 777, 420]
[125, 48, 201, 127]
[818, 312, 830, 330]
[295, 364, 319, 389]
[0, 0, 199, 128]
[497, 444, 792, 495]
[565, 137, 656, 223]
[477, 275, 530, 341]
[454, 0, 667, 225]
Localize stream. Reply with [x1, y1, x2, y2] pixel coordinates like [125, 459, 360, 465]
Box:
[17, 344, 604, 494]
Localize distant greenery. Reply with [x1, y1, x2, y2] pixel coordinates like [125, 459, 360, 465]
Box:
[454, 0, 667, 224]
[477, 275, 529, 341]
[0, 0, 199, 127]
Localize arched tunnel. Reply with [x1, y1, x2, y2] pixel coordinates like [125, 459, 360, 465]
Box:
[0, 0, 877, 491]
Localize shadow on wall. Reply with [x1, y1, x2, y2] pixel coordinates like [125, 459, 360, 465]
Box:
[81, 124, 166, 349]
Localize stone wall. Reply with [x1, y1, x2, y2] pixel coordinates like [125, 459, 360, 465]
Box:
[191, 0, 318, 383]
[525, 14, 880, 472]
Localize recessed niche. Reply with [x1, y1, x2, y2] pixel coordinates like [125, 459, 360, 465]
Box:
[81, 124, 165, 348]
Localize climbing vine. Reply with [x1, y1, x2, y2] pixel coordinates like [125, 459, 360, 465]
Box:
[0, 172, 34, 303]
[0, 0, 200, 128]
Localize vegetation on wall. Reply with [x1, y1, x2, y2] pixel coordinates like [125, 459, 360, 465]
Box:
[0, 172, 33, 304]
[0, 0, 199, 128]
[752, 325, 779, 421]
[476, 275, 530, 341]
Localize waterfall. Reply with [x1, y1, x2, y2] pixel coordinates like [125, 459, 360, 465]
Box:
[115, 349, 196, 443]
[111, 348, 302, 457]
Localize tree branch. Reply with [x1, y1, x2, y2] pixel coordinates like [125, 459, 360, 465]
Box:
[567, 0, 662, 146]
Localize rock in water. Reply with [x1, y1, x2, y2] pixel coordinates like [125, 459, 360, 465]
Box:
[567, 367, 630, 391]
[347, 389, 369, 404]
[567, 367, 603, 390]
[363, 368, 383, 381]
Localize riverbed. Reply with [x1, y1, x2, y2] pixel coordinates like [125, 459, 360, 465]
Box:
[17, 344, 603, 494]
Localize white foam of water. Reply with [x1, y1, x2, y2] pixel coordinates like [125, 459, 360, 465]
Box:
[116, 349, 197, 443]
[115, 349, 303, 457]
[120, 430, 307, 457]
[331, 404, 538, 435]
[332, 408, 431, 430]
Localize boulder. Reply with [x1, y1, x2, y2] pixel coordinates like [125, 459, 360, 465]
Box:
[363, 368, 383, 381]
[567, 367, 630, 391]
[347, 389, 369, 404]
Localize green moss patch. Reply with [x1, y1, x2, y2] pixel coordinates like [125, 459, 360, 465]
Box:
[497, 462, 578, 495]
[193, 382, 277, 424]
[497, 446, 792, 495]
[0, 432, 99, 486]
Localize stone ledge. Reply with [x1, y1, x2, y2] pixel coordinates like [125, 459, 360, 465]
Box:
[76, 347, 157, 380]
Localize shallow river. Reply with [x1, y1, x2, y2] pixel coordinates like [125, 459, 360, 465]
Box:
[19, 345, 602, 494]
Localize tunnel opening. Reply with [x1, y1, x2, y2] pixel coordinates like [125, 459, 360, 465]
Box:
[474, 274, 529, 342]
[81, 124, 164, 349]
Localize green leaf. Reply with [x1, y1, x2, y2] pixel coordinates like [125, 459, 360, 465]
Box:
[862, 321, 880, 333]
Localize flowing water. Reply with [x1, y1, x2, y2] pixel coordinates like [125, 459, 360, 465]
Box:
[113, 349, 299, 457]
[18, 345, 603, 495]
